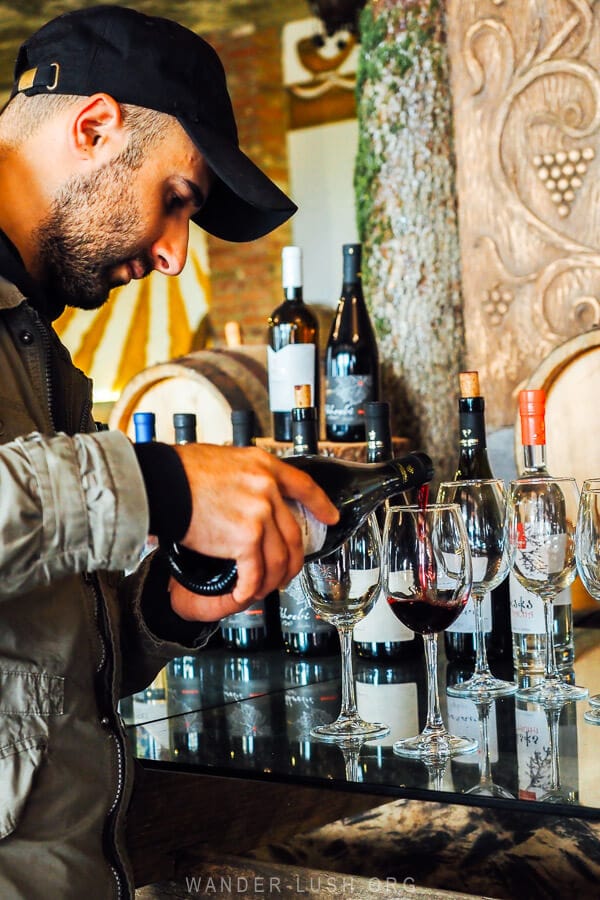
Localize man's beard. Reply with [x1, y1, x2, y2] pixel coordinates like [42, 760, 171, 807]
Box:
[32, 156, 152, 311]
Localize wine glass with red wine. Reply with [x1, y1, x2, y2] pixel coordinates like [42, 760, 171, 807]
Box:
[302, 514, 390, 741]
[383, 502, 478, 759]
[437, 478, 517, 699]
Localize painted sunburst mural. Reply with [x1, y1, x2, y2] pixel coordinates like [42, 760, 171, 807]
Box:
[54, 225, 211, 403]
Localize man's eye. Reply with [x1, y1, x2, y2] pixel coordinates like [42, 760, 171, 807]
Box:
[167, 194, 185, 211]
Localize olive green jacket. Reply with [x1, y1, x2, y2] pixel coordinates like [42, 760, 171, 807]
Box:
[0, 262, 212, 898]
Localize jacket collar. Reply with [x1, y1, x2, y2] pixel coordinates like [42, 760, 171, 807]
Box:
[0, 231, 65, 321]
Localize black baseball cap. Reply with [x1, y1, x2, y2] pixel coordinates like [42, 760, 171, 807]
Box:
[10, 4, 297, 242]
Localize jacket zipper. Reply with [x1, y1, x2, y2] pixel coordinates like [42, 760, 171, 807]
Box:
[85, 571, 132, 899]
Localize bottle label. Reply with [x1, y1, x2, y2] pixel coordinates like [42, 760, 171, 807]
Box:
[279, 574, 332, 634]
[509, 572, 570, 634]
[446, 696, 499, 763]
[515, 703, 553, 800]
[445, 591, 492, 634]
[354, 588, 415, 642]
[356, 681, 418, 746]
[325, 375, 374, 427]
[349, 567, 380, 599]
[267, 345, 316, 413]
[222, 600, 266, 629]
[286, 500, 327, 555]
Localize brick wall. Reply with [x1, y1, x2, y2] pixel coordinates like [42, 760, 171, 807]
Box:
[205, 26, 293, 346]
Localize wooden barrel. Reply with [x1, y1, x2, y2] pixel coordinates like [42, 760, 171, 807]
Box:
[514, 328, 600, 484]
[108, 346, 269, 445]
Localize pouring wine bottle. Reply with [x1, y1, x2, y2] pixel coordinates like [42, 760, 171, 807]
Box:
[267, 246, 319, 442]
[444, 371, 512, 662]
[510, 389, 574, 672]
[325, 243, 379, 442]
[353, 401, 422, 660]
[220, 408, 281, 652]
[166, 448, 434, 596]
[279, 389, 337, 656]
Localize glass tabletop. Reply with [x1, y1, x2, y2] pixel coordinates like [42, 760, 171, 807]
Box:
[123, 628, 600, 820]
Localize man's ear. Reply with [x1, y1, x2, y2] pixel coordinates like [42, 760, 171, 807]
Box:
[68, 93, 127, 164]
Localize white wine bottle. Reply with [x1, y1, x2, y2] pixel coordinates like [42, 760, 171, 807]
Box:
[510, 389, 574, 672]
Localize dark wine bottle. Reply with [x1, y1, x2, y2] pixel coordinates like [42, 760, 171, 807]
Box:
[173, 412, 197, 444]
[220, 409, 281, 652]
[267, 246, 319, 442]
[166, 450, 434, 595]
[279, 400, 338, 657]
[325, 243, 379, 442]
[354, 402, 422, 661]
[444, 371, 512, 663]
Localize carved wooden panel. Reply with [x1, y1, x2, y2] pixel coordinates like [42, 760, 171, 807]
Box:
[447, 0, 600, 429]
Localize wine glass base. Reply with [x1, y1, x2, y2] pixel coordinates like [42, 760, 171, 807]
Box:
[311, 718, 389, 743]
[516, 680, 589, 704]
[465, 782, 514, 799]
[587, 693, 600, 708]
[447, 673, 517, 700]
[393, 731, 478, 760]
[584, 707, 600, 725]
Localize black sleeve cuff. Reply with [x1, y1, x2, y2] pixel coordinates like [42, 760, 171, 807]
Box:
[140, 550, 217, 646]
[133, 441, 192, 543]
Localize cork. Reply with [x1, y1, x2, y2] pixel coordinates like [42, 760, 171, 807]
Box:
[459, 371, 481, 398]
[224, 321, 242, 347]
[294, 384, 312, 407]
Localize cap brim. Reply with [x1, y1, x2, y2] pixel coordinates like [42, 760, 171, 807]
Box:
[180, 118, 297, 242]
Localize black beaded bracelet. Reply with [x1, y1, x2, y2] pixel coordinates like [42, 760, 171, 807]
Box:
[166, 543, 238, 596]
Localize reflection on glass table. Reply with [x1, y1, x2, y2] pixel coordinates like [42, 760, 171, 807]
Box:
[124, 629, 600, 820]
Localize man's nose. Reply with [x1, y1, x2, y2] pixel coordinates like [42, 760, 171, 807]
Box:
[151, 220, 189, 276]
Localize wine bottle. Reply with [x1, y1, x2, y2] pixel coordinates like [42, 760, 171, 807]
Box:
[133, 411, 159, 562]
[267, 246, 319, 442]
[279, 400, 338, 657]
[325, 243, 379, 442]
[133, 411, 156, 444]
[354, 401, 421, 660]
[166, 450, 434, 595]
[173, 412, 197, 444]
[510, 389, 575, 672]
[444, 371, 512, 663]
[220, 409, 281, 652]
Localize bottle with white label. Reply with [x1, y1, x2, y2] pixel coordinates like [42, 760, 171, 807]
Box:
[510, 389, 574, 672]
[354, 401, 422, 660]
[267, 246, 319, 442]
[515, 688, 578, 803]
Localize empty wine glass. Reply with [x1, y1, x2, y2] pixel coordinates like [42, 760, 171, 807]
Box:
[383, 503, 477, 760]
[507, 477, 588, 705]
[575, 486, 600, 724]
[437, 479, 516, 699]
[302, 514, 390, 741]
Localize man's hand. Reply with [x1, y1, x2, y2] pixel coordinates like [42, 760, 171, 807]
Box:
[170, 443, 338, 614]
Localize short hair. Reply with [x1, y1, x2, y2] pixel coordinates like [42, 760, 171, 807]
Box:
[0, 92, 174, 165]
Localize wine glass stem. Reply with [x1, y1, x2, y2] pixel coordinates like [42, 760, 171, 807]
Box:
[338, 625, 357, 720]
[473, 592, 491, 678]
[423, 632, 444, 733]
[546, 705, 561, 791]
[478, 701, 492, 787]
[543, 597, 560, 681]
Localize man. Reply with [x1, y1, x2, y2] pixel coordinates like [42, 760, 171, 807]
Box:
[0, 6, 338, 898]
